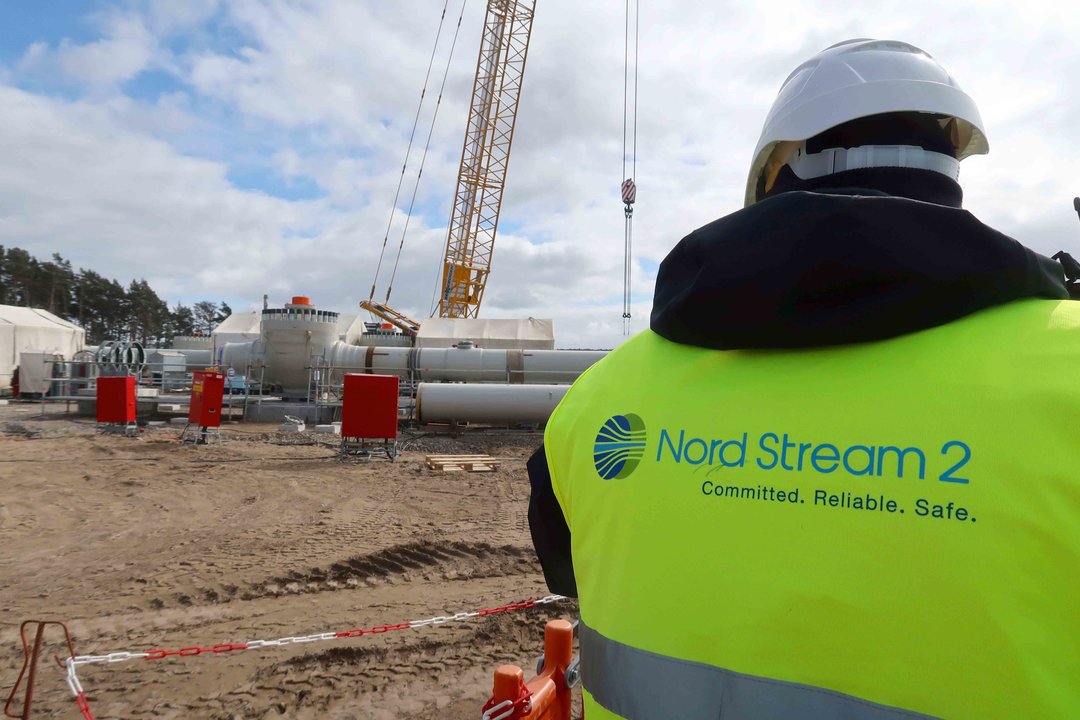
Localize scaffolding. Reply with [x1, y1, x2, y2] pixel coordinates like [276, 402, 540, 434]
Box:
[25, 355, 266, 424]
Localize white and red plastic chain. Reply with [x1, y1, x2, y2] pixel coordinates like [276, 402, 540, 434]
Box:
[60, 594, 566, 718]
[63, 657, 94, 720]
[481, 684, 533, 720]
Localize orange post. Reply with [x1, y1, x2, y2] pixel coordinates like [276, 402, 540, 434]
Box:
[482, 619, 574, 720]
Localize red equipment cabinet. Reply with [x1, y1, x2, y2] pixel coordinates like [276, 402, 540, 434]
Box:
[96, 375, 136, 424]
[342, 374, 399, 439]
[189, 370, 225, 428]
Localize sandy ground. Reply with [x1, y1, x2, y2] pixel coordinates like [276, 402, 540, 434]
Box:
[0, 402, 579, 719]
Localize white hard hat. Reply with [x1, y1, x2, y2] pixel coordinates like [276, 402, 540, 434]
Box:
[745, 39, 989, 206]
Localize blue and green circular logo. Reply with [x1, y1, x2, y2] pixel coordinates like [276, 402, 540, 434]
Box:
[593, 414, 647, 480]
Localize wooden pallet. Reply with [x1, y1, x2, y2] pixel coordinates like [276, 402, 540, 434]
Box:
[425, 454, 500, 472]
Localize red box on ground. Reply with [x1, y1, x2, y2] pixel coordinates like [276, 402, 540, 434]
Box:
[189, 370, 226, 428]
[96, 375, 136, 424]
[342, 374, 399, 439]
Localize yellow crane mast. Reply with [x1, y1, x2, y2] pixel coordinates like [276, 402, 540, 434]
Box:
[438, 0, 537, 318]
[362, 0, 537, 333]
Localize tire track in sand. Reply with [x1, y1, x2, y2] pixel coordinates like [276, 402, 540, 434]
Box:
[150, 540, 540, 609]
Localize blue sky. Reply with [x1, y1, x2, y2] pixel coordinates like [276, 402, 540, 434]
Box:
[1, 3, 100, 63]
[2, 1, 1078, 348]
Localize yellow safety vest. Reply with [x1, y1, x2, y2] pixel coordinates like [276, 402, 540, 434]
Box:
[544, 299, 1080, 719]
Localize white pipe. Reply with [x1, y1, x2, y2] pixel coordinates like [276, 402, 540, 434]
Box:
[328, 344, 604, 384]
[169, 349, 214, 368]
[220, 340, 260, 375]
[511, 350, 605, 384]
[417, 383, 569, 424]
[213, 338, 606, 395]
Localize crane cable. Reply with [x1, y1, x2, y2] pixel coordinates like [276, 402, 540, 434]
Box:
[369, 0, 469, 307]
[621, 0, 639, 335]
[368, 0, 451, 303]
[383, 0, 470, 306]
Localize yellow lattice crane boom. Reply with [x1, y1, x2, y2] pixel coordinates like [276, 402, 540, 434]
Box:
[362, 0, 536, 333]
[439, 0, 537, 318]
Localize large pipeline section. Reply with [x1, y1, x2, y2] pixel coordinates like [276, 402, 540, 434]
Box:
[416, 383, 570, 424]
[174, 349, 214, 368]
[327, 344, 605, 385]
[219, 341, 605, 392]
[212, 299, 606, 398]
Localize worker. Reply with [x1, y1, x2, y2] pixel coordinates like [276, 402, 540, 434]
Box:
[528, 39, 1079, 719]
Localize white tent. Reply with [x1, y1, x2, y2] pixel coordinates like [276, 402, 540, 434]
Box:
[416, 317, 555, 350]
[0, 305, 86, 391]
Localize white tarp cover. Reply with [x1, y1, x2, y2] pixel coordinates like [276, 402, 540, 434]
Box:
[335, 313, 360, 343]
[416, 317, 555, 350]
[0, 305, 86, 390]
[211, 311, 261, 357]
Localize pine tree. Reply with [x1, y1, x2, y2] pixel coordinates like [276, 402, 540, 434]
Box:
[2, 246, 239, 346]
[39, 254, 74, 316]
[167, 304, 197, 339]
[126, 279, 170, 345]
[4, 248, 37, 305]
[193, 301, 219, 335]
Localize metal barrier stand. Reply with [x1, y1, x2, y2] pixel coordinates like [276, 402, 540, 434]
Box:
[482, 619, 576, 720]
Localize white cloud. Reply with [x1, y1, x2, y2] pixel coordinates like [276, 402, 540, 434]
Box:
[58, 13, 156, 86]
[15, 42, 50, 74]
[0, 86, 314, 300]
[13, 12, 159, 89]
[145, 0, 222, 34]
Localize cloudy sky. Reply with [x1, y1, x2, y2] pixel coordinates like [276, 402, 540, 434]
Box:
[2, 1, 1078, 348]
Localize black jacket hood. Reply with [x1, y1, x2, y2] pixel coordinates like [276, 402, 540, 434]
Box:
[650, 186, 1069, 350]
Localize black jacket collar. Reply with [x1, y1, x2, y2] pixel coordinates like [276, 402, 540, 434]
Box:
[650, 184, 1068, 350]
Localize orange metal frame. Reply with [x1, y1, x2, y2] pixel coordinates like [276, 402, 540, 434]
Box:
[484, 619, 575, 720]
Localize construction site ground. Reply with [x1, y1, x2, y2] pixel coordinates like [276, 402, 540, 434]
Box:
[0, 402, 580, 719]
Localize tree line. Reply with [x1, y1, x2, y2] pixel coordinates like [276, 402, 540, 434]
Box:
[0, 246, 232, 345]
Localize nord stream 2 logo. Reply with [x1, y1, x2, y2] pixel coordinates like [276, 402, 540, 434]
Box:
[593, 414, 648, 480]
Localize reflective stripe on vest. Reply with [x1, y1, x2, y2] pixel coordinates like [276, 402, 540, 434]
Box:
[581, 622, 939, 720]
